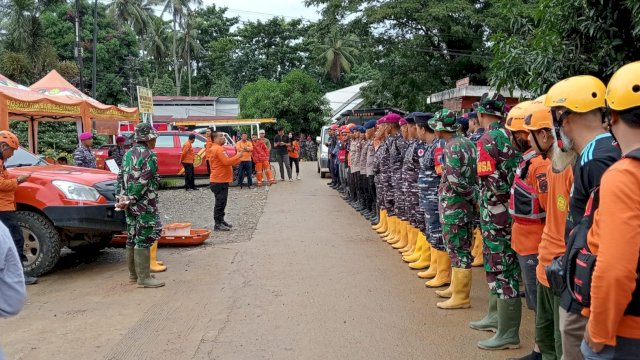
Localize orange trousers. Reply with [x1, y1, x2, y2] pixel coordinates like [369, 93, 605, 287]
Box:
[255, 161, 275, 185]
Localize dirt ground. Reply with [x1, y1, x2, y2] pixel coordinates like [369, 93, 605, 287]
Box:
[0, 162, 535, 359]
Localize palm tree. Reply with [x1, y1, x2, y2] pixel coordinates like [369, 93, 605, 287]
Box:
[178, 16, 203, 96]
[1, 0, 42, 55]
[162, 0, 202, 95]
[146, 17, 171, 77]
[316, 29, 359, 82]
[108, 0, 158, 38]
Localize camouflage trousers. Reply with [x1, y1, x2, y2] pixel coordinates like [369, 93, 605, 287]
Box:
[126, 211, 162, 249]
[423, 196, 445, 251]
[479, 199, 520, 300]
[395, 181, 407, 220]
[409, 188, 425, 232]
[442, 223, 473, 269]
[374, 174, 384, 209]
[384, 179, 396, 216]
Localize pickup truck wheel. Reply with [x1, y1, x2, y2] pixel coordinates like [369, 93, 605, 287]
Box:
[16, 211, 61, 277]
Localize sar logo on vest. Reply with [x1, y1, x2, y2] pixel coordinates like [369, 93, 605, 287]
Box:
[557, 194, 567, 212]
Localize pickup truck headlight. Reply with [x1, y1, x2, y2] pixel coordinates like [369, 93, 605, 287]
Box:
[52, 180, 101, 201]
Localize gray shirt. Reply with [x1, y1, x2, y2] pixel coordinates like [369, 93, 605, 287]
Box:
[0, 220, 26, 359]
[359, 139, 370, 175]
[366, 140, 376, 176]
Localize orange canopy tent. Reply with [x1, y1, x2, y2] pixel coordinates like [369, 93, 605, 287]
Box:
[0, 73, 85, 152]
[30, 70, 139, 135]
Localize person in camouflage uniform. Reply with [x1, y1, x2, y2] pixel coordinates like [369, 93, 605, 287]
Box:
[388, 116, 412, 249]
[467, 111, 485, 268]
[394, 114, 421, 254]
[471, 93, 523, 350]
[382, 113, 404, 243]
[372, 117, 390, 233]
[116, 123, 165, 288]
[73, 132, 97, 168]
[435, 111, 477, 310]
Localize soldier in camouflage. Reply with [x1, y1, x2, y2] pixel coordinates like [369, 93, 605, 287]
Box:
[395, 114, 421, 254]
[434, 111, 477, 310]
[73, 132, 97, 168]
[372, 117, 390, 232]
[116, 122, 165, 288]
[409, 112, 449, 285]
[381, 113, 404, 243]
[471, 93, 523, 350]
[388, 116, 412, 250]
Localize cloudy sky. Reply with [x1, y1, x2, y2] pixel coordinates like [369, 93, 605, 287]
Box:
[201, 0, 321, 22]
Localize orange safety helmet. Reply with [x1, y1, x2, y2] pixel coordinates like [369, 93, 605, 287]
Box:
[0, 130, 20, 150]
[505, 100, 533, 132]
[524, 95, 553, 131]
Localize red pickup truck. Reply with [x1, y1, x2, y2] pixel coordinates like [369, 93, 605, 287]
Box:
[8, 147, 125, 276]
[93, 131, 237, 177]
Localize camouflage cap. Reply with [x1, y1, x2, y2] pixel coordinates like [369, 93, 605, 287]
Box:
[134, 122, 159, 142]
[477, 92, 507, 118]
[428, 108, 460, 132]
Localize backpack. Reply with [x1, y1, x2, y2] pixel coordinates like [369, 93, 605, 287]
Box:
[509, 152, 546, 224]
[565, 148, 640, 315]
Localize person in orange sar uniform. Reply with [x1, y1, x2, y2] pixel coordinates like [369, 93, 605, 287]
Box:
[288, 135, 301, 180]
[207, 131, 244, 232]
[505, 98, 550, 360]
[180, 133, 197, 191]
[252, 133, 275, 186]
[523, 101, 573, 360]
[0, 131, 37, 285]
[580, 61, 640, 359]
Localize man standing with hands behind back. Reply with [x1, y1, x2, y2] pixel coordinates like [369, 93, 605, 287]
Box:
[208, 131, 244, 232]
[180, 133, 197, 191]
[274, 128, 292, 182]
[235, 133, 254, 189]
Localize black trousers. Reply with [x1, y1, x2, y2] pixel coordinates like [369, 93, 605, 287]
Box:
[289, 157, 300, 175]
[210, 183, 229, 224]
[0, 211, 26, 263]
[368, 175, 377, 212]
[359, 174, 368, 207]
[183, 163, 196, 189]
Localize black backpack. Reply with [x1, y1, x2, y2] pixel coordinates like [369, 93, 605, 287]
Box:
[565, 148, 640, 316]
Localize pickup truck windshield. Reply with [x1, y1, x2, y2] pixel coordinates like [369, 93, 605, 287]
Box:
[5, 148, 49, 168]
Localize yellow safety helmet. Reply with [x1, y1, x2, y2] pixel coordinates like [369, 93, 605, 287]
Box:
[606, 61, 640, 111]
[544, 75, 606, 113]
[505, 100, 532, 132]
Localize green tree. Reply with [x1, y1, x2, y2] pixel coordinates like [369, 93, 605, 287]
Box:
[152, 74, 176, 95]
[489, 0, 640, 95]
[208, 75, 236, 97]
[107, 0, 156, 37]
[161, 0, 202, 95]
[146, 17, 171, 77]
[178, 16, 203, 96]
[239, 70, 329, 135]
[314, 28, 358, 82]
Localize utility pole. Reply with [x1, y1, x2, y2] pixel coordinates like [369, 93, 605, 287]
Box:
[91, 0, 98, 98]
[75, 0, 84, 93]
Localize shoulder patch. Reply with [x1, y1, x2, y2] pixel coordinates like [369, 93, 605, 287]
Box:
[418, 149, 425, 157]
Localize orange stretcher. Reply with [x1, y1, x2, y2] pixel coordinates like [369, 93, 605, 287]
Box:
[110, 229, 212, 247]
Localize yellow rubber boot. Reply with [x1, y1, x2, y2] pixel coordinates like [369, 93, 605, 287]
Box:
[436, 268, 472, 309]
[403, 232, 424, 263]
[409, 238, 431, 270]
[391, 221, 409, 248]
[435, 284, 453, 298]
[471, 227, 484, 267]
[373, 209, 387, 231]
[425, 250, 451, 288]
[386, 218, 403, 244]
[417, 253, 437, 279]
[381, 216, 395, 238]
[150, 240, 167, 273]
[400, 226, 417, 254]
